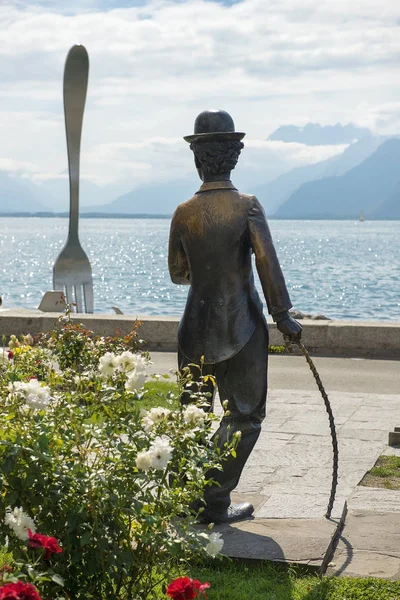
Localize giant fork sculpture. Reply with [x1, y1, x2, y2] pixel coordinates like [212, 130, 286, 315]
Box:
[53, 44, 94, 313]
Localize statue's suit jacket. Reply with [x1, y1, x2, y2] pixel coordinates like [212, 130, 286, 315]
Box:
[168, 180, 292, 364]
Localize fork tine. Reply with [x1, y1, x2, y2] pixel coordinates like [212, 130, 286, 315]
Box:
[75, 286, 84, 313]
[83, 283, 94, 313]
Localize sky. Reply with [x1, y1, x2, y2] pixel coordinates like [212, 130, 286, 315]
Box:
[1, 0, 400, 195]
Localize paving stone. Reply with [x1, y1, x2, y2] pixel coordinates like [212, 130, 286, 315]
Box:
[348, 488, 400, 513]
[328, 548, 400, 580]
[273, 441, 333, 466]
[288, 433, 333, 447]
[329, 511, 400, 580]
[234, 466, 275, 494]
[266, 406, 303, 419]
[213, 517, 338, 565]
[336, 437, 385, 459]
[354, 394, 400, 407]
[276, 418, 341, 436]
[256, 493, 347, 520]
[338, 427, 388, 442]
[260, 466, 309, 484]
[269, 389, 323, 405]
[249, 433, 294, 454]
[262, 418, 291, 431]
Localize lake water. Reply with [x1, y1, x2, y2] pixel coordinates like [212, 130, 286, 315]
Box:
[1, 217, 399, 321]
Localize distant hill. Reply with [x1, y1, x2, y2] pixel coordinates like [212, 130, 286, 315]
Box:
[374, 180, 400, 219]
[98, 136, 382, 217]
[87, 177, 200, 215]
[89, 147, 292, 215]
[251, 136, 384, 215]
[0, 171, 131, 214]
[40, 177, 129, 212]
[268, 122, 372, 146]
[0, 171, 52, 213]
[274, 138, 400, 219]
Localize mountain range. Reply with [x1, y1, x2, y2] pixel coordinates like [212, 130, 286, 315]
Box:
[274, 138, 400, 219]
[268, 123, 372, 145]
[251, 135, 385, 215]
[0, 122, 399, 219]
[0, 171, 51, 213]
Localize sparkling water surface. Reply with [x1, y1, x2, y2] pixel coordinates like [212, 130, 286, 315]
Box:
[1, 217, 399, 321]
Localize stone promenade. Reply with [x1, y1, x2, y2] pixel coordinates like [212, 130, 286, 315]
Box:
[149, 353, 400, 578]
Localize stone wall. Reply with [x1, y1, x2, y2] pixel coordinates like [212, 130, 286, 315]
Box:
[0, 308, 399, 359]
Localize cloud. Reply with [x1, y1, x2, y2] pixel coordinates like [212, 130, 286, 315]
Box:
[0, 0, 399, 190]
[245, 139, 349, 165]
[0, 158, 38, 175]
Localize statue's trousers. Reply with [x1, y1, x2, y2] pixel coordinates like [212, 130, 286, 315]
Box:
[179, 319, 269, 512]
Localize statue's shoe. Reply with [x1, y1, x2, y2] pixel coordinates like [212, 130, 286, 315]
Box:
[199, 502, 254, 524]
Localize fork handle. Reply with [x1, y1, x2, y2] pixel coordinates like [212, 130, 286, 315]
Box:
[63, 45, 89, 240]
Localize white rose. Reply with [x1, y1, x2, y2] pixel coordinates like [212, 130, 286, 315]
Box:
[23, 379, 51, 410]
[147, 407, 171, 424]
[183, 404, 207, 426]
[98, 352, 118, 376]
[9, 379, 51, 410]
[115, 351, 137, 374]
[135, 354, 148, 370]
[141, 416, 155, 433]
[5, 506, 36, 541]
[125, 370, 146, 392]
[136, 450, 153, 471]
[149, 436, 173, 470]
[205, 531, 224, 557]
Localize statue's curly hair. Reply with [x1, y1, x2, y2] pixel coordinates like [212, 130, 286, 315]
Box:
[190, 140, 244, 176]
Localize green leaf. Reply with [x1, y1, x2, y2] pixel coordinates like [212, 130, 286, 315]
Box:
[80, 532, 92, 547]
[51, 573, 65, 586]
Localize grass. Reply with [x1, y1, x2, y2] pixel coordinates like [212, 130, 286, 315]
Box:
[141, 379, 180, 410]
[1, 550, 400, 600]
[182, 561, 400, 600]
[360, 454, 400, 490]
[148, 560, 400, 600]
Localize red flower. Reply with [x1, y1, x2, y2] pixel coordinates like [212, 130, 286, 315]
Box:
[166, 577, 210, 600]
[7, 352, 13, 360]
[0, 581, 42, 600]
[28, 530, 62, 559]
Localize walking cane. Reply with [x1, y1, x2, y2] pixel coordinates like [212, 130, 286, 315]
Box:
[284, 338, 338, 519]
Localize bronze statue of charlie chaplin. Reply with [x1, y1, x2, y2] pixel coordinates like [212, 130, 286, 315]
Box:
[168, 110, 302, 523]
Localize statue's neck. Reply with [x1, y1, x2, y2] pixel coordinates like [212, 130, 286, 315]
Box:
[202, 172, 231, 183]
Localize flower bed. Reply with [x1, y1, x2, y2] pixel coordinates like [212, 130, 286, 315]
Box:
[0, 312, 235, 599]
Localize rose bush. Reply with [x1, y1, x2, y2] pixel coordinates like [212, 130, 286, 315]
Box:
[0, 315, 236, 599]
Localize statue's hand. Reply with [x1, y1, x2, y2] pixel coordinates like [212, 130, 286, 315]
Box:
[276, 316, 302, 343]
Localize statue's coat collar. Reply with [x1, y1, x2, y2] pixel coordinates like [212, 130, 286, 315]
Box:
[196, 180, 237, 194]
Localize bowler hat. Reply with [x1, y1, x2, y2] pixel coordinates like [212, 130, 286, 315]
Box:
[184, 109, 246, 143]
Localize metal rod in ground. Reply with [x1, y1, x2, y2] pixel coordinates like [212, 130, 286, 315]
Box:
[295, 341, 339, 519]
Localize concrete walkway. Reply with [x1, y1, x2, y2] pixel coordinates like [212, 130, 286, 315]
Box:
[149, 352, 400, 578]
